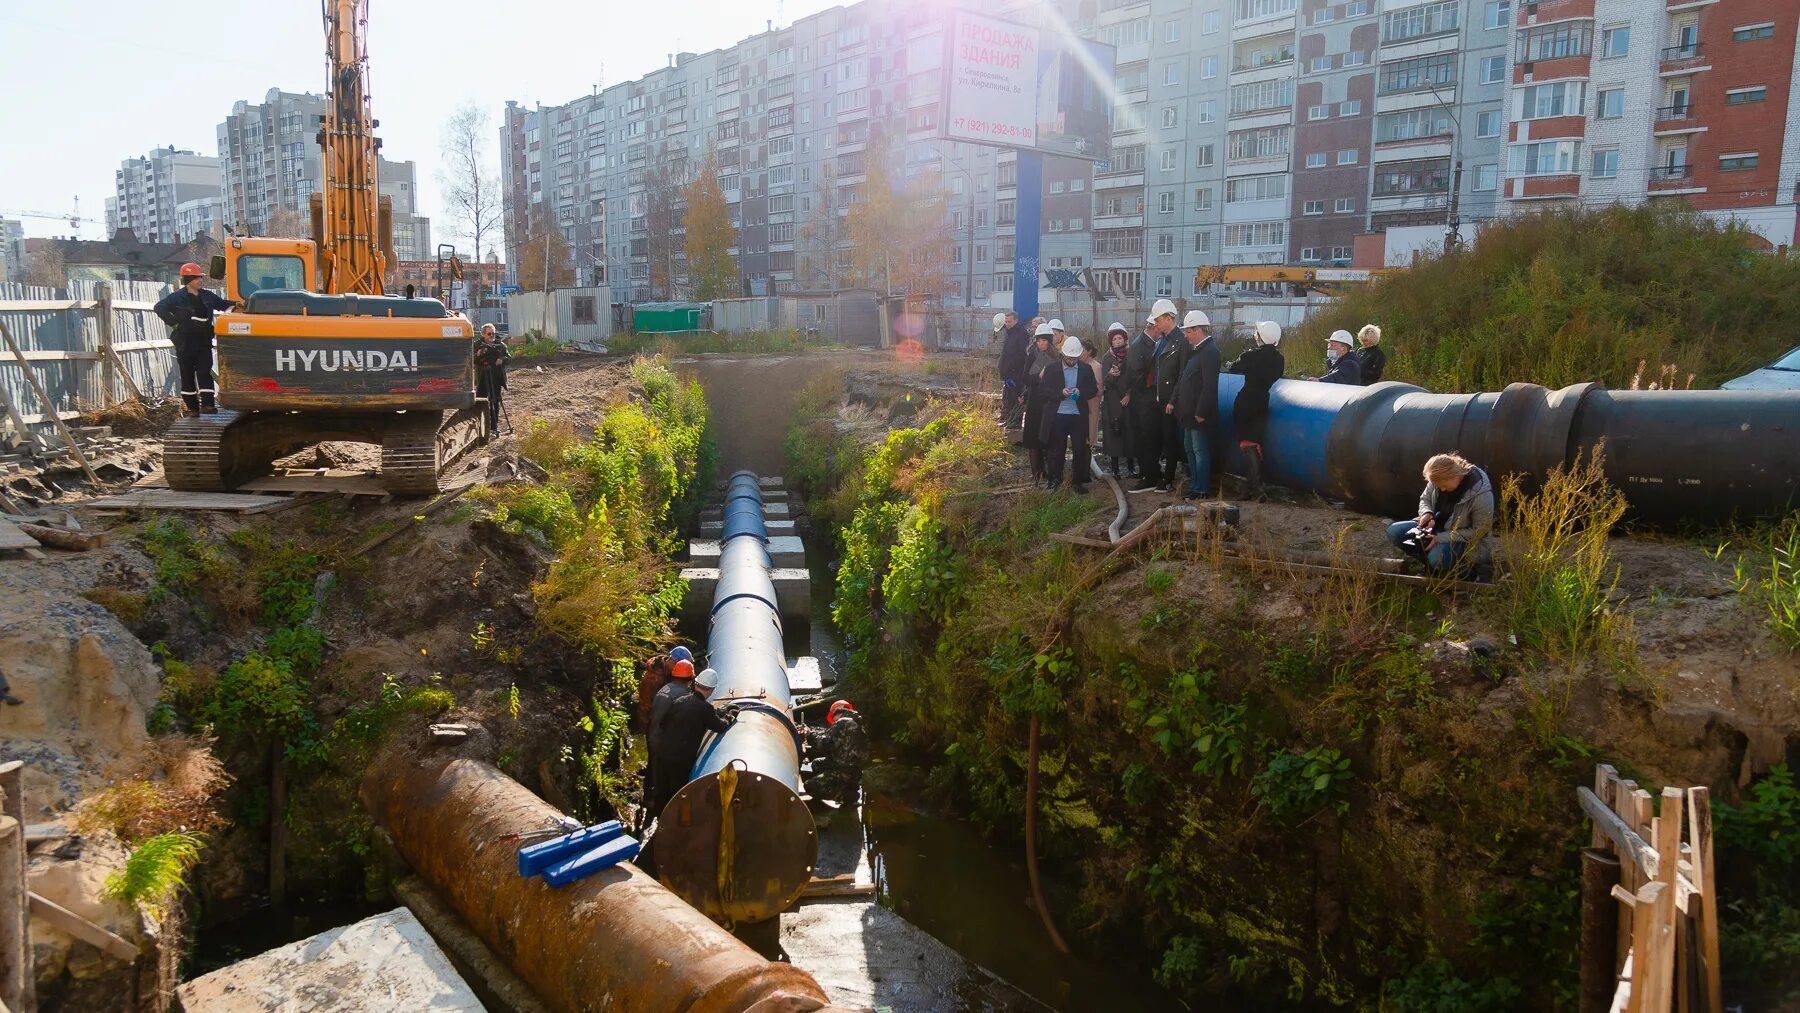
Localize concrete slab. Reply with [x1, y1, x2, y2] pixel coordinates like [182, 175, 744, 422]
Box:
[688, 535, 806, 569]
[699, 519, 796, 536]
[702, 501, 791, 521]
[679, 567, 811, 625]
[786, 656, 823, 693]
[175, 908, 482, 1012]
[784, 902, 1048, 1013]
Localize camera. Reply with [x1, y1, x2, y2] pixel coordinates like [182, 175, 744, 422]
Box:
[1397, 525, 1433, 562]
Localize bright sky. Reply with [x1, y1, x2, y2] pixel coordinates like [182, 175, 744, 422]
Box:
[0, 0, 843, 244]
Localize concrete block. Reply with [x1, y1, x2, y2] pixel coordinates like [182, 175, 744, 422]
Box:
[175, 908, 482, 1012]
[688, 536, 805, 569]
[678, 567, 810, 627]
[699, 518, 796, 536]
[701, 501, 789, 522]
[786, 657, 823, 694]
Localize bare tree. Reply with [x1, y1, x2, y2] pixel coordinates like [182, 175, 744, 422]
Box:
[516, 207, 574, 292]
[644, 163, 684, 301]
[263, 207, 309, 239]
[440, 102, 504, 307]
[798, 181, 843, 291]
[23, 245, 66, 288]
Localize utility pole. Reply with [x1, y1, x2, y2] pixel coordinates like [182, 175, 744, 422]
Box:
[539, 227, 551, 337]
[965, 187, 975, 309]
[1444, 156, 1464, 253]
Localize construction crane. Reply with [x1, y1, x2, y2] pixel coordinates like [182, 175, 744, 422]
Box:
[2, 201, 106, 233]
[164, 0, 484, 495]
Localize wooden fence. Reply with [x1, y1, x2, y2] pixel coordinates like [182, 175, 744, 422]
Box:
[0, 281, 180, 451]
[1578, 764, 1723, 1013]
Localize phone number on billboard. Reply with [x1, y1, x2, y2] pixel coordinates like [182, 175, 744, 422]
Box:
[953, 118, 1034, 140]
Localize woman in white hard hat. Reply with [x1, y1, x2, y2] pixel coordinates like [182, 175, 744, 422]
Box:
[1034, 333, 1099, 492]
[1022, 323, 1059, 481]
[1318, 329, 1363, 385]
[1227, 320, 1286, 498]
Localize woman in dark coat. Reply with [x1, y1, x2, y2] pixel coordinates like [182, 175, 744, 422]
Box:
[1227, 320, 1286, 497]
[1354, 324, 1386, 385]
[1022, 325, 1059, 482]
[1097, 323, 1133, 478]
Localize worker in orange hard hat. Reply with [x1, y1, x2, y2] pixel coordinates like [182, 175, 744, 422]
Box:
[803, 699, 868, 806]
[152, 262, 236, 415]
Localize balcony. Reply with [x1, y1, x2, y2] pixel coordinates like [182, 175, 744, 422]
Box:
[1653, 104, 1703, 135]
[1659, 43, 1707, 75]
[1650, 163, 1691, 182]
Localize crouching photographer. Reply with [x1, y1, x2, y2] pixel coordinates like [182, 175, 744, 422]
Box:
[1386, 452, 1495, 580]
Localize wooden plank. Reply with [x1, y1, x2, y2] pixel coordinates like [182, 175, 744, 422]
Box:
[0, 518, 37, 551]
[0, 371, 45, 456]
[353, 484, 474, 554]
[1687, 788, 1722, 1013]
[0, 320, 100, 487]
[132, 469, 168, 489]
[95, 283, 142, 403]
[0, 300, 87, 312]
[3, 350, 102, 363]
[1593, 765, 1621, 850]
[1636, 881, 1675, 1013]
[238, 474, 387, 496]
[27, 892, 138, 962]
[1580, 787, 1661, 879]
[84, 489, 285, 512]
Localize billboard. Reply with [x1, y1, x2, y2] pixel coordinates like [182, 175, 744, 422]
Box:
[942, 9, 1114, 162]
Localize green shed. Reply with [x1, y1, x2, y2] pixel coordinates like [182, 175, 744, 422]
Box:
[631, 302, 706, 334]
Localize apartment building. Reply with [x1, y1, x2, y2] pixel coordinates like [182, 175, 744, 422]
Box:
[111, 147, 223, 245]
[217, 88, 433, 258]
[501, 0, 1795, 308]
[1501, 0, 1799, 248]
[0, 219, 24, 283]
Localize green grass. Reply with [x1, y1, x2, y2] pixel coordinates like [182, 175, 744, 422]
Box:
[1724, 514, 1800, 649]
[104, 830, 204, 918]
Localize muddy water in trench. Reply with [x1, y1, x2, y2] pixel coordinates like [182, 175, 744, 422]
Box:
[679, 354, 1181, 1013]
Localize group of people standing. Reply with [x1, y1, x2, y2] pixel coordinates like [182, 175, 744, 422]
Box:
[995, 305, 1392, 501]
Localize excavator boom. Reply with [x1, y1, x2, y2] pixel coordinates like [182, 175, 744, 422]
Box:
[318, 0, 385, 295]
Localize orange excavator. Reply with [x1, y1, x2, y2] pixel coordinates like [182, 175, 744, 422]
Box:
[165, 0, 484, 495]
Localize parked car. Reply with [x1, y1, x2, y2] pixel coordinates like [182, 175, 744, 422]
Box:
[1722, 347, 1800, 390]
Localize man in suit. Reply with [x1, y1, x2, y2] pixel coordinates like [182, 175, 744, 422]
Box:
[1174, 310, 1221, 500]
[1036, 334, 1100, 493]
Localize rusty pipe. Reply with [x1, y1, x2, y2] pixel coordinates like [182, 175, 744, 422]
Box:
[362, 754, 847, 1013]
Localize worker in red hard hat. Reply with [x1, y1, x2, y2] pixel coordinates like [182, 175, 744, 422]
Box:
[803, 700, 868, 806]
[152, 262, 235, 415]
[827, 699, 857, 724]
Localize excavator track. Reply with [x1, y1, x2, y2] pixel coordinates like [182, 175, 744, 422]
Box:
[163, 411, 246, 491]
[379, 405, 488, 495]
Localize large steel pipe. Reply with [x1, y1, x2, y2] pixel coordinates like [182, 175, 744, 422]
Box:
[658, 472, 816, 926]
[1215, 376, 1800, 522]
[361, 755, 845, 1013]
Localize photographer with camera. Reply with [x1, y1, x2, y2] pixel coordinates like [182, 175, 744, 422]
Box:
[473, 324, 510, 431]
[1386, 452, 1495, 579]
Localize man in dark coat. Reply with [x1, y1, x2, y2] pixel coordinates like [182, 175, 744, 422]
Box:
[1124, 313, 1162, 491]
[647, 665, 732, 824]
[1173, 310, 1221, 500]
[1097, 323, 1133, 478]
[152, 262, 235, 415]
[1022, 324, 1059, 481]
[1227, 321, 1286, 498]
[1036, 334, 1100, 492]
[474, 324, 511, 431]
[1152, 310, 1188, 493]
[996, 310, 1031, 427]
[1319, 330, 1363, 385]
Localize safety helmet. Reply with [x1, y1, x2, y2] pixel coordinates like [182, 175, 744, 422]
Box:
[1254, 320, 1283, 346]
[827, 700, 857, 725]
[1106, 321, 1127, 337]
[1061, 335, 1083, 357]
[1150, 298, 1179, 321]
[1034, 322, 1055, 338]
[671, 658, 696, 680]
[178, 262, 205, 279]
[1182, 310, 1210, 329]
[670, 645, 694, 665]
[992, 312, 1007, 331]
[695, 667, 719, 690]
[1328, 329, 1355, 348]
[1047, 318, 1066, 333]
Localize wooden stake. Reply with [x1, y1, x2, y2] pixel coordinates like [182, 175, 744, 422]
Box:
[1581, 847, 1623, 1013]
[1687, 788, 1722, 1013]
[0, 320, 100, 486]
[1656, 787, 1684, 1013]
[1634, 881, 1674, 1013]
[95, 284, 142, 403]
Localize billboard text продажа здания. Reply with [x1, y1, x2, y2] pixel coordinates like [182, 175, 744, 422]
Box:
[941, 8, 1114, 162]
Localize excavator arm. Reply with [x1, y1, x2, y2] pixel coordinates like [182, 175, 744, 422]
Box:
[316, 0, 386, 295]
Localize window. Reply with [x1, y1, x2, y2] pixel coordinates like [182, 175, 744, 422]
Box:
[1230, 78, 1296, 115]
[1157, 274, 1174, 297]
[1229, 126, 1291, 159]
[1601, 25, 1629, 58]
[1196, 144, 1215, 167]
[1518, 81, 1586, 119]
[1201, 56, 1219, 79]
[1160, 149, 1178, 171]
[1194, 231, 1212, 254]
[1719, 153, 1760, 171]
[1331, 246, 1352, 261]
[1302, 199, 1325, 214]
[1223, 221, 1286, 247]
[1072, 179, 1085, 192]
[1336, 198, 1356, 213]
[1237, 0, 1297, 19]
[1726, 87, 1768, 105]
[1312, 7, 1335, 24]
[1734, 23, 1775, 42]
[1344, 52, 1366, 68]
[570, 296, 597, 324]
[1310, 56, 1333, 73]
[1345, 0, 1369, 15]
[1476, 110, 1501, 137]
[1380, 53, 1457, 94]
[1484, 0, 1509, 28]
[1162, 107, 1179, 128]
[1383, 1, 1458, 44]
[1164, 62, 1183, 86]
[1336, 148, 1358, 165]
[1373, 157, 1451, 194]
[1481, 56, 1506, 84]
[1158, 191, 1176, 213]
[1165, 19, 1182, 42]
[1071, 218, 1084, 231]
[1157, 234, 1175, 256]
[1596, 89, 1624, 119]
[1048, 220, 1063, 233]
[1227, 174, 1287, 202]
[1517, 22, 1591, 62]
[1508, 139, 1580, 176]
[1340, 100, 1363, 116]
[1102, 18, 1151, 47]
[1309, 104, 1330, 120]
[1474, 164, 1499, 190]
[1202, 11, 1220, 34]
[1300, 247, 1318, 261]
[1197, 101, 1218, 122]
[1194, 186, 1214, 210]
[1591, 149, 1619, 178]
[1305, 152, 1327, 168]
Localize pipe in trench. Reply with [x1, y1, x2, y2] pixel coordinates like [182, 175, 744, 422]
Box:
[655, 470, 818, 927]
[361, 754, 849, 1013]
[1219, 376, 1800, 522]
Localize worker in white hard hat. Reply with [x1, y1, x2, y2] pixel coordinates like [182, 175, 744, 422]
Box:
[1319, 329, 1363, 385]
[996, 309, 1030, 429]
[1035, 333, 1099, 493]
[992, 312, 1007, 333]
[1048, 318, 1066, 340]
[1227, 321, 1286, 498]
[645, 665, 732, 834]
[1022, 322, 1060, 481]
[1128, 298, 1184, 492]
[1098, 322, 1133, 479]
[1173, 310, 1220, 500]
[1354, 324, 1386, 385]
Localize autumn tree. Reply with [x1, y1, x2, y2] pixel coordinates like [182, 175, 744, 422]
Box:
[845, 131, 952, 300]
[23, 245, 66, 288]
[644, 162, 685, 300]
[682, 151, 740, 301]
[515, 207, 574, 292]
[262, 206, 309, 239]
[798, 181, 844, 291]
[439, 102, 504, 307]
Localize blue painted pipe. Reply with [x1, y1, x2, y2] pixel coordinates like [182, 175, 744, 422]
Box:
[1211, 374, 1800, 522]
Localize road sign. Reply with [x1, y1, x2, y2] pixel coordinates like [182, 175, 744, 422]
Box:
[498, 284, 522, 295]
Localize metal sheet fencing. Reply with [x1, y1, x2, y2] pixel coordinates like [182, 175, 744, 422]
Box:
[0, 280, 179, 446]
[711, 297, 779, 334]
